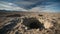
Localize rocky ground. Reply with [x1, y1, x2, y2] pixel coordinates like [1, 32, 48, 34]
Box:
[0, 12, 60, 34]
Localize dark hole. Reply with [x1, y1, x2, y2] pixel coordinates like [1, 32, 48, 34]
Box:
[29, 22, 40, 29]
[38, 14, 43, 16]
[23, 18, 44, 30]
[28, 21, 44, 30]
[15, 31, 22, 34]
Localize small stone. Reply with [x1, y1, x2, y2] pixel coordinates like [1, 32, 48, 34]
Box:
[36, 28, 39, 31]
[25, 27, 28, 30]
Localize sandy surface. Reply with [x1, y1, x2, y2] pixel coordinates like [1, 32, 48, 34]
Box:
[0, 11, 60, 34]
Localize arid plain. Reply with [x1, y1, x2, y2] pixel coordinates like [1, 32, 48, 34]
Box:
[0, 11, 60, 34]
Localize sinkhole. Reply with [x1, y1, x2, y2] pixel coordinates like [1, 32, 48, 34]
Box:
[23, 18, 44, 30]
[29, 21, 40, 29]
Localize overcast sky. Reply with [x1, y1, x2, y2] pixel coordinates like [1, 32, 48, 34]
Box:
[0, 0, 60, 12]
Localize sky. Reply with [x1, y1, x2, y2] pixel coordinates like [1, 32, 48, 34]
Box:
[0, 0, 60, 12]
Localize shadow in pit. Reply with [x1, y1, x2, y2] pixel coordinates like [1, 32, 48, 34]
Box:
[23, 17, 44, 30]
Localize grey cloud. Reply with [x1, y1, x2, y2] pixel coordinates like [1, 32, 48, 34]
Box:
[30, 2, 60, 12]
[0, 0, 60, 12]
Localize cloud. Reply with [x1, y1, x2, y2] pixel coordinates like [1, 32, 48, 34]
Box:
[0, 0, 60, 12]
[30, 2, 60, 12]
[14, 1, 35, 9]
[0, 1, 27, 11]
[15, 1, 34, 5]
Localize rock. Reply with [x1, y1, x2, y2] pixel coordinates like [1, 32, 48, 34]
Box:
[44, 21, 53, 29]
[36, 28, 39, 31]
[25, 27, 28, 30]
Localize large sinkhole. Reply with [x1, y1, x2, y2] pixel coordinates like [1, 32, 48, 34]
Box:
[29, 21, 40, 29]
[23, 18, 44, 30]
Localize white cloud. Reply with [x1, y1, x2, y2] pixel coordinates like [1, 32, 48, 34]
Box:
[0, 1, 27, 11]
[15, 1, 35, 5]
[29, 7, 56, 12]
[30, 7, 54, 12]
[8, 3, 14, 5]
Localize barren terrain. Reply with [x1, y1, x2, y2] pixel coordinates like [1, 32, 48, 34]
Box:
[0, 11, 60, 34]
